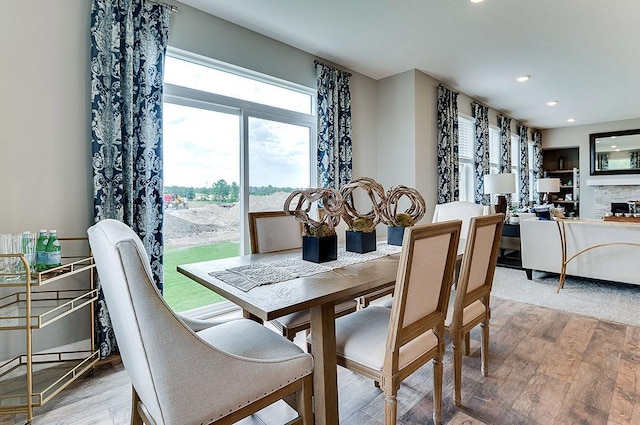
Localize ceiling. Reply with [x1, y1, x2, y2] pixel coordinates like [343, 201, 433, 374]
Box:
[178, 0, 640, 129]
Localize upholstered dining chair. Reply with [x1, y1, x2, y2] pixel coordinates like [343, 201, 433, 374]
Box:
[432, 200, 489, 241]
[311, 220, 462, 425]
[248, 211, 358, 344]
[445, 213, 504, 406]
[88, 219, 314, 425]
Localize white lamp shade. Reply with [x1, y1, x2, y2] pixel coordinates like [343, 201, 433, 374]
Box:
[536, 178, 561, 193]
[483, 173, 516, 194]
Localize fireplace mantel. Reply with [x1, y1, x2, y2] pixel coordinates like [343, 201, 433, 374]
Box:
[586, 178, 640, 186]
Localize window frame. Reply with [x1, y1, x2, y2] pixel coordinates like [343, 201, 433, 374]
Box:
[162, 48, 317, 317]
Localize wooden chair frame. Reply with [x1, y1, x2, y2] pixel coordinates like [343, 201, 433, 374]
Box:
[445, 213, 504, 406]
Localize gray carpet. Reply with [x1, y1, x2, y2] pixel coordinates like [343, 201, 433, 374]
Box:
[491, 266, 640, 327]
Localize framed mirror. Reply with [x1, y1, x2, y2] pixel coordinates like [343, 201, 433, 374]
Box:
[590, 128, 640, 175]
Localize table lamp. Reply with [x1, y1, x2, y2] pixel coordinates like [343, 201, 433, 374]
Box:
[483, 173, 516, 214]
[536, 177, 560, 204]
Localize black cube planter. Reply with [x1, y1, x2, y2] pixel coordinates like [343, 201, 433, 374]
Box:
[387, 226, 406, 246]
[346, 229, 377, 253]
[302, 234, 337, 263]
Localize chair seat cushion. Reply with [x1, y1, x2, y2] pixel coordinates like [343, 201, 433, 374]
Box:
[274, 299, 358, 328]
[198, 319, 310, 362]
[329, 306, 437, 371]
[444, 292, 486, 328]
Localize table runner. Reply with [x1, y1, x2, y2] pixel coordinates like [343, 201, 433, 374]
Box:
[209, 242, 402, 291]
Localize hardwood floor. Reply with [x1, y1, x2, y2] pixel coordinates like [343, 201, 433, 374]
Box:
[2, 296, 640, 425]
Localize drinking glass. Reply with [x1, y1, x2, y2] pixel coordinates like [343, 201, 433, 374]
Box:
[0, 234, 22, 281]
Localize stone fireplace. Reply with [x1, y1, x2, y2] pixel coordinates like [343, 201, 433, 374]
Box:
[593, 185, 640, 218]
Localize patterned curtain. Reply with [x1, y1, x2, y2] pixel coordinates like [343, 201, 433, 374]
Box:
[436, 85, 459, 203]
[90, 0, 171, 359]
[498, 114, 512, 205]
[518, 124, 530, 207]
[597, 153, 610, 170]
[631, 151, 640, 168]
[532, 130, 543, 203]
[316, 61, 352, 190]
[473, 102, 490, 205]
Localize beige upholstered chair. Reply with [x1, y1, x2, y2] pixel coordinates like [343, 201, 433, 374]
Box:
[445, 213, 504, 406]
[315, 220, 462, 425]
[432, 200, 489, 241]
[248, 211, 357, 343]
[88, 219, 314, 425]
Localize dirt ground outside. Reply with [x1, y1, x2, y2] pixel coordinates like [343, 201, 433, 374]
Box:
[163, 192, 292, 249]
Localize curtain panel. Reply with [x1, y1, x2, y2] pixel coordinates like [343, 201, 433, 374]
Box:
[532, 130, 543, 203]
[473, 102, 490, 205]
[436, 85, 459, 203]
[90, 0, 171, 358]
[597, 153, 610, 170]
[498, 115, 512, 205]
[631, 151, 640, 169]
[518, 124, 530, 207]
[316, 61, 353, 190]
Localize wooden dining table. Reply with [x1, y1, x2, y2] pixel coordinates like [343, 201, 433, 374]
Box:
[177, 243, 464, 424]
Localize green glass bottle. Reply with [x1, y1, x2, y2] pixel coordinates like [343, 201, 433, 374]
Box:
[35, 229, 49, 272]
[45, 230, 62, 269]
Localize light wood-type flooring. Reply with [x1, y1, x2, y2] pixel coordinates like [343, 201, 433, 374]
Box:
[2, 296, 640, 425]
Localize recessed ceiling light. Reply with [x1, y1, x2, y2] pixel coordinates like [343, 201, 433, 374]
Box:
[546, 101, 558, 106]
[567, 118, 576, 123]
[611, 145, 617, 149]
[516, 75, 530, 82]
[611, 136, 617, 139]
[470, 0, 484, 3]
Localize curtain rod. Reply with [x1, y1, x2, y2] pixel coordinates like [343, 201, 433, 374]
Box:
[314, 60, 352, 77]
[147, 0, 178, 12]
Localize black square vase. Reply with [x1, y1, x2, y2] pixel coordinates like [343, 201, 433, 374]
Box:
[387, 226, 406, 246]
[346, 230, 377, 253]
[302, 234, 337, 263]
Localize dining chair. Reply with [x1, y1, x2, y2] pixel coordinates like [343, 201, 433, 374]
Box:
[248, 211, 358, 344]
[445, 213, 504, 406]
[313, 220, 462, 425]
[88, 219, 314, 425]
[432, 200, 489, 241]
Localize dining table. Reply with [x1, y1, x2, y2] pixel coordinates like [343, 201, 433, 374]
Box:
[177, 241, 464, 425]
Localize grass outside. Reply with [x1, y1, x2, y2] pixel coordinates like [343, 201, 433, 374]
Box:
[163, 241, 240, 312]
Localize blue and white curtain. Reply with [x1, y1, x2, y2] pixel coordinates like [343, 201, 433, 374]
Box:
[316, 61, 352, 190]
[532, 130, 543, 203]
[498, 115, 512, 205]
[518, 124, 530, 207]
[90, 0, 171, 358]
[631, 151, 640, 169]
[436, 85, 459, 203]
[473, 102, 490, 205]
[597, 153, 610, 170]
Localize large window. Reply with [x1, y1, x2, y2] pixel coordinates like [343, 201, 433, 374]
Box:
[162, 49, 316, 313]
[459, 116, 519, 205]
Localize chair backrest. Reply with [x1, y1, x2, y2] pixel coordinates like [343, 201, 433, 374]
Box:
[432, 201, 488, 240]
[386, 220, 462, 366]
[450, 213, 504, 330]
[87, 219, 191, 423]
[248, 211, 303, 254]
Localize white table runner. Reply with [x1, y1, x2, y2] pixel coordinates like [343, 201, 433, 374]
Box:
[209, 242, 402, 291]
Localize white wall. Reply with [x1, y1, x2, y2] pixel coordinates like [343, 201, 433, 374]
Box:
[542, 117, 640, 218]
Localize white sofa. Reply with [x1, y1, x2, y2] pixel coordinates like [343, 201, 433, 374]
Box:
[520, 218, 640, 285]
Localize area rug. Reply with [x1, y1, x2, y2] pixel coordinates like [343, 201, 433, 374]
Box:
[491, 266, 640, 327]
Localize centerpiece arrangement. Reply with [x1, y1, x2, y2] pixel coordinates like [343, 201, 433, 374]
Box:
[383, 185, 426, 246]
[339, 177, 386, 253]
[284, 188, 344, 263]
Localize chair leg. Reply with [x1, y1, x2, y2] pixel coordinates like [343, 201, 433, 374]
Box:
[297, 375, 314, 425]
[130, 386, 144, 425]
[452, 333, 463, 407]
[383, 391, 398, 425]
[464, 332, 471, 356]
[481, 319, 490, 377]
[433, 349, 443, 425]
